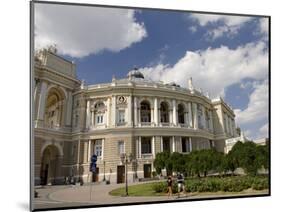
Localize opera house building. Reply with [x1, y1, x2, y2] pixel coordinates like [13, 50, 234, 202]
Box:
[33, 49, 237, 185]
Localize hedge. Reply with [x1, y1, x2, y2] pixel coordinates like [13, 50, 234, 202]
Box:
[152, 176, 268, 193]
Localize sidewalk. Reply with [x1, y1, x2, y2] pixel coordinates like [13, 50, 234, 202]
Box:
[33, 181, 268, 209]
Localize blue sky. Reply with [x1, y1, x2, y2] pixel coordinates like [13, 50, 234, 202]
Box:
[35, 3, 269, 140]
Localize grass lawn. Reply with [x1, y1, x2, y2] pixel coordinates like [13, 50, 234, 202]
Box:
[109, 183, 165, 196]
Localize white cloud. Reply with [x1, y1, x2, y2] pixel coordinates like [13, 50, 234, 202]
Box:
[34, 4, 147, 58]
[240, 81, 253, 89]
[258, 123, 269, 138]
[189, 14, 252, 40]
[234, 80, 268, 125]
[259, 18, 269, 35]
[140, 41, 268, 98]
[189, 26, 197, 33]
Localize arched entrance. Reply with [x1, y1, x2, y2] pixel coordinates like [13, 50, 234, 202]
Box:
[40, 145, 63, 185]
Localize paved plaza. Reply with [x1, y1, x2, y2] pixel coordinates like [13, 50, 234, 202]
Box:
[33, 181, 268, 210]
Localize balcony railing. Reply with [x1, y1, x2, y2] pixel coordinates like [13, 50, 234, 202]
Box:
[159, 122, 171, 127]
[140, 122, 153, 127]
[140, 153, 153, 159]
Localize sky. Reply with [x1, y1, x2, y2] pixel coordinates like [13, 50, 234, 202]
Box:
[34, 3, 269, 140]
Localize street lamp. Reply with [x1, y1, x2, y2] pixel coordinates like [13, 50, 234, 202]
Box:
[120, 153, 133, 196]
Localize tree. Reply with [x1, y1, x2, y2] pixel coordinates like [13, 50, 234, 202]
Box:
[153, 151, 170, 175]
[187, 149, 222, 177]
[229, 141, 268, 176]
[256, 144, 269, 169]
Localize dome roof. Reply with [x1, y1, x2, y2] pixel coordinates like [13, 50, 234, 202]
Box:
[127, 67, 144, 79]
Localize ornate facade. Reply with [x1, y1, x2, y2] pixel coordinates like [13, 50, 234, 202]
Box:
[33, 49, 237, 185]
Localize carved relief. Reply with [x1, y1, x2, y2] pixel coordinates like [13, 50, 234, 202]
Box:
[117, 96, 127, 105]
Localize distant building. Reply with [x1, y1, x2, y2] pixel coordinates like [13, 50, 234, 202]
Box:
[224, 132, 249, 154]
[33, 49, 238, 185]
[254, 138, 269, 146]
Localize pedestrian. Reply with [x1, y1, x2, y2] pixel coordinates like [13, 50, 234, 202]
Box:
[167, 175, 173, 198]
[177, 173, 185, 198]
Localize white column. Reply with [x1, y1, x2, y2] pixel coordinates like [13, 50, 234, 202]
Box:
[152, 136, 155, 158]
[188, 102, 192, 128]
[85, 100, 91, 129]
[88, 140, 91, 162]
[135, 138, 139, 159]
[77, 140, 81, 175]
[179, 137, 182, 153]
[150, 106, 154, 124]
[169, 109, 173, 125]
[230, 119, 234, 136]
[154, 98, 159, 126]
[91, 111, 95, 127]
[189, 137, 192, 152]
[138, 137, 142, 158]
[209, 110, 214, 132]
[172, 99, 177, 126]
[172, 136, 175, 152]
[134, 97, 138, 126]
[65, 91, 73, 126]
[138, 107, 141, 126]
[106, 97, 110, 127]
[111, 96, 116, 126]
[202, 106, 206, 129]
[102, 138, 105, 160]
[36, 81, 48, 121]
[192, 103, 198, 129]
[127, 95, 132, 126]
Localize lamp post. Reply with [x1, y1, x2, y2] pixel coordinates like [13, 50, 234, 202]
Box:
[120, 153, 133, 196]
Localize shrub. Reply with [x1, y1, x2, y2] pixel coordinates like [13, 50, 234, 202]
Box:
[152, 182, 167, 193]
[185, 179, 202, 192]
[252, 178, 268, 190]
[153, 176, 269, 194]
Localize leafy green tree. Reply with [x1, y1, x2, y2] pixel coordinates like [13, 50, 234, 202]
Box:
[170, 152, 185, 173]
[154, 151, 170, 175]
[229, 141, 268, 176]
[256, 144, 269, 169]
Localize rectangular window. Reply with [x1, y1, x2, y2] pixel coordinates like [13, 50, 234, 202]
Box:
[209, 140, 215, 148]
[141, 137, 152, 154]
[118, 110, 125, 123]
[96, 114, 104, 124]
[181, 137, 190, 153]
[95, 140, 102, 157]
[162, 137, 170, 152]
[118, 141, 125, 155]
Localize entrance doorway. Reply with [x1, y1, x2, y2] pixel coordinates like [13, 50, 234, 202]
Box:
[117, 165, 125, 184]
[92, 167, 99, 182]
[40, 164, 49, 185]
[143, 164, 151, 178]
[40, 145, 61, 185]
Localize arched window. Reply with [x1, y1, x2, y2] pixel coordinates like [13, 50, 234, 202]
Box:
[178, 104, 185, 124]
[94, 102, 106, 125]
[160, 102, 169, 123]
[140, 100, 151, 122]
[44, 88, 65, 128]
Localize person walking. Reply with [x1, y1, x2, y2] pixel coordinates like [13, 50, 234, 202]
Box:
[167, 175, 173, 198]
[177, 173, 185, 198]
